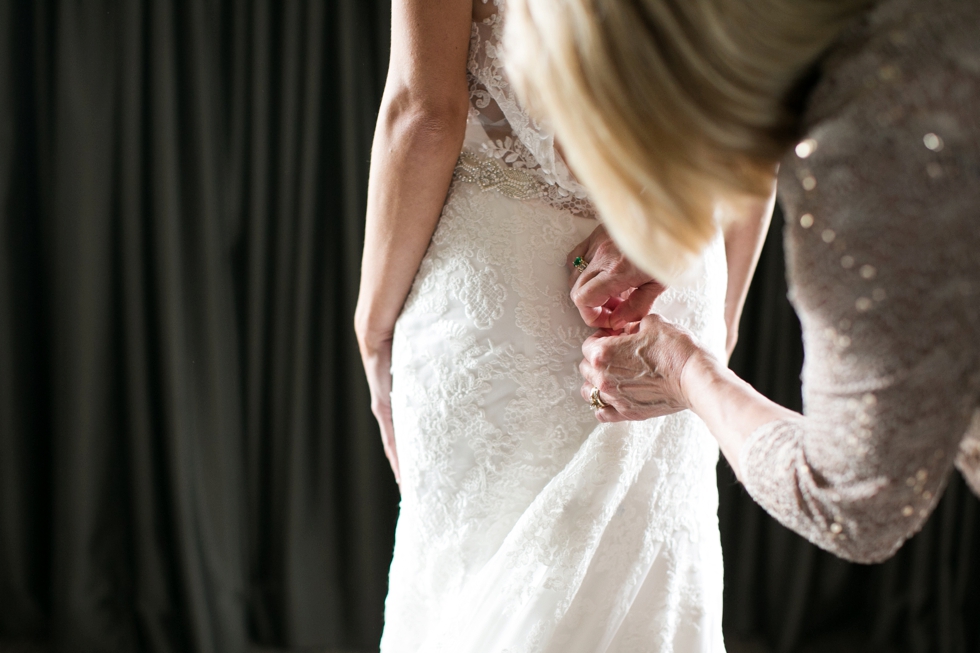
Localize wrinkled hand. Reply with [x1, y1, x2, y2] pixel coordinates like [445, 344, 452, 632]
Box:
[568, 225, 666, 329]
[360, 337, 401, 486]
[579, 314, 707, 422]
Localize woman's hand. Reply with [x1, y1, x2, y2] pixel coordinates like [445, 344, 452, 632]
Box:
[359, 334, 401, 486]
[568, 225, 666, 330]
[578, 314, 707, 422]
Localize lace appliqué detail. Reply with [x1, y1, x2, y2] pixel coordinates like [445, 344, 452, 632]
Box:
[447, 257, 508, 330]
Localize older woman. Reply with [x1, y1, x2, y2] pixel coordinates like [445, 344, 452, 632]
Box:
[505, 0, 980, 563]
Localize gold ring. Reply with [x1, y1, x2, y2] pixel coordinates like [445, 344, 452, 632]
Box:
[589, 386, 608, 410]
[573, 256, 588, 272]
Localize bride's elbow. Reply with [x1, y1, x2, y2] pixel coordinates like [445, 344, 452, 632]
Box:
[378, 85, 469, 146]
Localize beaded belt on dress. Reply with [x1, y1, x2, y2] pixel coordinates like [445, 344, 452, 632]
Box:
[453, 150, 543, 201]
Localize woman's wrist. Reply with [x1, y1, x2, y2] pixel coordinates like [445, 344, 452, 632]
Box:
[679, 343, 800, 481]
[679, 348, 727, 416]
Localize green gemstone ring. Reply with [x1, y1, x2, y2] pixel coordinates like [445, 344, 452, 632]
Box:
[573, 256, 588, 272]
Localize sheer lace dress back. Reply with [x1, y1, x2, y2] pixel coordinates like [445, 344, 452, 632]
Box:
[460, 0, 597, 218]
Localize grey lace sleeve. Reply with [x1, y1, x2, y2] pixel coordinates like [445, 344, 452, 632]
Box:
[738, 0, 980, 564]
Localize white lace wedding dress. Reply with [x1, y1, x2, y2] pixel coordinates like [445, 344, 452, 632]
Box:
[382, 3, 729, 651]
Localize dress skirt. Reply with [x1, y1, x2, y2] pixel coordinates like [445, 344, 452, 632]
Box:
[383, 159, 729, 653]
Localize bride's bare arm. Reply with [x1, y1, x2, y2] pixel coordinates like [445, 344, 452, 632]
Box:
[354, 0, 472, 483]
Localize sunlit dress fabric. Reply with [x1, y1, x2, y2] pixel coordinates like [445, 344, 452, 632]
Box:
[741, 0, 980, 564]
[380, 1, 729, 651]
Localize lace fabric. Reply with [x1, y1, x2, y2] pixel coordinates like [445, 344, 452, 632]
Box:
[464, 1, 597, 218]
[740, 0, 980, 564]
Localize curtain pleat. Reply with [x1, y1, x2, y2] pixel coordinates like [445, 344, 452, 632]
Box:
[0, 0, 52, 639]
[1, 1, 398, 651]
[0, 2, 976, 653]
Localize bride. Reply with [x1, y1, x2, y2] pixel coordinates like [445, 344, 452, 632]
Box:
[355, 1, 769, 650]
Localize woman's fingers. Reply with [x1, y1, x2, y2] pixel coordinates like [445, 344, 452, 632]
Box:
[380, 418, 401, 486]
[573, 271, 638, 328]
[578, 316, 699, 421]
[623, 320, 642, 336]
[579, 372, 628, 422]
[566, 225, 607, 288]
[595, 406, 628, 422]
[568, 226, 661, 328]
[382, 442, 400, 480]
[579, 358, 603, 395]
[582, 330, 615, 368]
[578, 358, 613, 404]
[607, 282, 666, 328]
[567, 246, 587, 287]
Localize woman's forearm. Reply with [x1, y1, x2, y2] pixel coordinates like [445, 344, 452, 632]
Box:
[354, 92, 468, 352]
[721, 180, 777, 357]
[681, 352, 799, 479]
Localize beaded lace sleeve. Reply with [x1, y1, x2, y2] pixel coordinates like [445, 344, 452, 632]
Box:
[739, 0, 980, 564]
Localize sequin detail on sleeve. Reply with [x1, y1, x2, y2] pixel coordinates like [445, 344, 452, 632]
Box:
[740, 0, 980, 564]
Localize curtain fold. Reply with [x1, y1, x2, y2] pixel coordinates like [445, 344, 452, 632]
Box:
[0, 0, 53, 639]
[0, 2, 976, 653]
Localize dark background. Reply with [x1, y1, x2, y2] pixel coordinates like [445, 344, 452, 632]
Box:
[0, 2, 977, 652]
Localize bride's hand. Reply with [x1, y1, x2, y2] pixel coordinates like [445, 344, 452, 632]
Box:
[567, 225, 666, 330]
[359, 335, 401, 486]
[579, 314, 708, 422]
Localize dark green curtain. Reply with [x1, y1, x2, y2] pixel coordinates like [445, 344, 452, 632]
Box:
[0, 2, 977, 653]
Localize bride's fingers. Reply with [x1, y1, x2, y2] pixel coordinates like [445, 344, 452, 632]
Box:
[379, 417, 401, 487]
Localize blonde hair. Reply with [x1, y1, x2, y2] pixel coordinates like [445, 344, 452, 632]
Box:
[504, 0, 871, 280]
